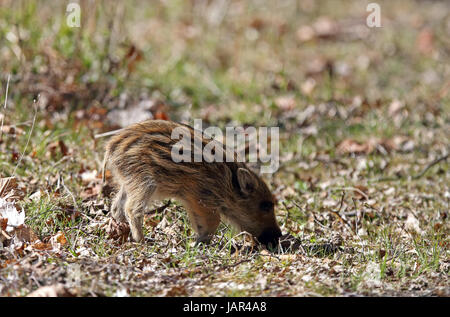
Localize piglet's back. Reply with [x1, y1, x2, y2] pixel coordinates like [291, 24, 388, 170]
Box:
[104, 120, 244, 197]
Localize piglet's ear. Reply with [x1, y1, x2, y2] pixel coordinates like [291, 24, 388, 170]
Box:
[237, 168, 259, 195]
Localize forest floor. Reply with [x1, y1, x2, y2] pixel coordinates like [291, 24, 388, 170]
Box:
[0, 0, 448, 296]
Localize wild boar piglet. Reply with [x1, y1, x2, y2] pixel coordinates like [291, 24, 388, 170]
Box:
[103, 120, 282, 246]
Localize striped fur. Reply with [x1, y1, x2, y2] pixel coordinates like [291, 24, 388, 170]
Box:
[103, 120, 281, 245]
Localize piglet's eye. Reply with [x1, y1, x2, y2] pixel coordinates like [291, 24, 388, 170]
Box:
[260, 201, 274, 212]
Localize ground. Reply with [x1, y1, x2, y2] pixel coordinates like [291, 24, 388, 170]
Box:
[0, 0, 449, 297]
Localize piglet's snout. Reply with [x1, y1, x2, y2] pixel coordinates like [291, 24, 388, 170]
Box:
[257, 227, 282, 246]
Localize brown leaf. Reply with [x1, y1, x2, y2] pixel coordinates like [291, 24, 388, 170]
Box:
[106, 218, 130, 243]
[249, 17, 266, 30]
[58, 140, 69, 156]
[296, 25, 315, 42]
[388, 99, 405, 116]
[306, 57, 331, 76]
[0, 177, 17, 198]
[313, 17, 339, 39]
[300, 78, 316, 96]
[154, 110, 169, 121]
[50, 231, 67, 246]
[31, 240, 53, 251]
[14, 225, 40, 243]
[144, 215, 160, 228]
[354, 185, 369, 200]
[296, 17, 339, 42]
[1, 125, 25, 135]
[336, 137, 406, 156]
[381, 136, 414, 153]
[47, 140, 70, 158]
[416, 28, 434, 55]
[0, 217, 7, 231]
[336, 139, 370, 155]
[11, 150, 20, 162]
[124, 45, 143, 73]
[275, 96, 296, 111]
[26, 284, 75, 297]
[162, 285, 188, 296]
[433, 223, 442, 231]
[80, 183, 101, 200]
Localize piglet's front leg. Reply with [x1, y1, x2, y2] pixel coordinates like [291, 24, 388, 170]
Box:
[184, 199, 220, 244]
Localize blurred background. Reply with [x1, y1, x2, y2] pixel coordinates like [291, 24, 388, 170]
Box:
[1, 0, 449, 126]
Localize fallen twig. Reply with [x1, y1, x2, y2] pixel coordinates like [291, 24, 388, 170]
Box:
[370, 152, 449, 183]
[412, 153, 449, 179]
[332, 187, 369, 201]
[94, 128, 124, 139]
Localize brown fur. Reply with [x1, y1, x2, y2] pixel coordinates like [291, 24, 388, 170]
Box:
[103, 120, 281, 245]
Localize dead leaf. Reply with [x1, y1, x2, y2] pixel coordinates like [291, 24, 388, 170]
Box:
[388, 99, 405, 116]
[0, 198, 25, 232]
[11, 150, 19, 162]
[15, 225, 39, 243]
[1, 125, 25, 135]
[296, 17, 339, 42]
[300, 78, 316, 96]
[382, 136, 414, 153]
[296, 25, 315, 42]
[50, 231, 67, 246]
[336, 137, 410, 155]
[405, 213, 424, 235]
[79, 170, 99, 184]
[0, 217, 7, 231]
[58, 140, 69, 156]
[416, 28, 434, 55]
[144, 215, 160, 228]
[275, 96, 296, 111]
[323, 198, 338, 208]
[249, 17, 266, 31]
[47, 140, 70, 158]
[26, 284, 74, 297]
[306, 57, 331, 76]
[124, 44, 143, 73]
[31, 240, 53, 251]
[106, 218, 130, 243]
[0, 177, 17, 198]
[80, 183, 101, 200]
[313, 17, 339, 38]
[162, 285, 188, 296]
[354, 185, 369, 200]
[154, 110, 169, 120]
[433, 223, 442, 231]
[336, 139, 371, 155]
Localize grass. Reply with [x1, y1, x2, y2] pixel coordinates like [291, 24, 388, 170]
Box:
[0, 0, 449, 297]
